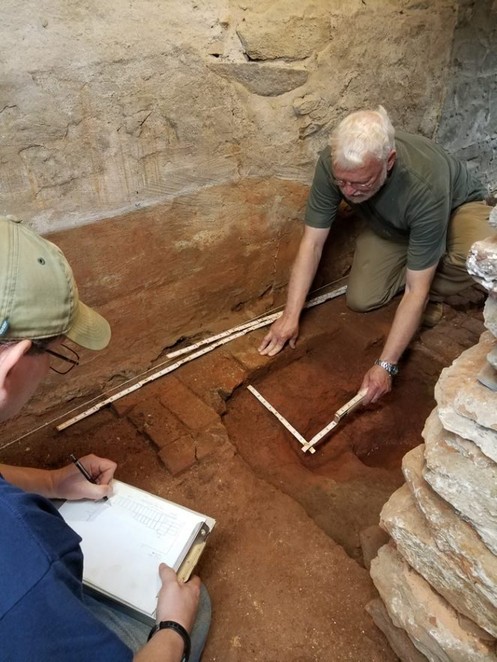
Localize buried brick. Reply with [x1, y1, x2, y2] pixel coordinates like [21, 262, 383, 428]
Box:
[158, 434, 196, 476]
[194, 422, 231, 461]
[128, 397, 186, 449]
[159, 376, 220, 431]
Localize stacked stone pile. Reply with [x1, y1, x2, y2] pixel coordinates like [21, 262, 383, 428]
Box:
[367, 208, 497, 661]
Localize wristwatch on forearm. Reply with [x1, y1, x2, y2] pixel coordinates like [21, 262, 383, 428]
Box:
[148, 620, 191, 661]
[374, 359, 399, 377]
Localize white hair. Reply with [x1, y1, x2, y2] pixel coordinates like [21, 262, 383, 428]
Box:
[330, 106, 395, 169]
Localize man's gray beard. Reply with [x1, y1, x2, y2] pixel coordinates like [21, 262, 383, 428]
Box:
[343, 164, 388, 204]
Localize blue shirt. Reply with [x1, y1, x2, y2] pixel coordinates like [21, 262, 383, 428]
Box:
[0, 476, 132, 661]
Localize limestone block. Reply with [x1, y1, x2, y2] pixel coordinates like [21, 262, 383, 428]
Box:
[207, 61, 308, 96]
[370, 544, 497, 661]
[490, 207, 497, 229]
[236, 3, 330, 61]
[292, 94, 322, 116]
[477, 362, 497, 394]
[422, 411, 497, 556]
[467, 236, 497, 294]
[402, 444, 497, 620]
[435, 332, 497, 433]
[381, 481, 497, 637]
[437, 404, 497, 465]
[366, 598, 429, 662]
[489, 347, 497, 370]
[484, 295, 497, 337]
[359, 524, 390, 570]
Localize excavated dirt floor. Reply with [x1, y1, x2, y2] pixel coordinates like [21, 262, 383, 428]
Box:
[0, 288, 486, 661]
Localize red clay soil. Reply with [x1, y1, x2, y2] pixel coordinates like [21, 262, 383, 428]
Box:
[0, 290, 485, 661]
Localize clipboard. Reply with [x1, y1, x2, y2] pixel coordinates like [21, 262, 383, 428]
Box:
[58, 480, 216, 625]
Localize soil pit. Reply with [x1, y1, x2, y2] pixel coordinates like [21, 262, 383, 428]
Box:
[223, 297, 450, 560]
[0, 291, 485, 661]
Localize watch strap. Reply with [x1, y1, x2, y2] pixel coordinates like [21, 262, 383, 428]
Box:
[374, 359, 399, 377]
[148, 620, 191, 661]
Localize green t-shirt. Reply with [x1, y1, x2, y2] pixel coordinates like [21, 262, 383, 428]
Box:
[305, 130, 486, 270]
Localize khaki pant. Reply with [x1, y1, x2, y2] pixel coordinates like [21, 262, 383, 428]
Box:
[346, 201, 493, 312]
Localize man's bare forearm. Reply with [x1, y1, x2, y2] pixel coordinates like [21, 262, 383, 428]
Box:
[359, 264, 435, 404]
[0, 463, 55, 496]
[282, 227, 330, 320]
[258, 226, 330, 356]
[379, 290, 426, 363]
[379, 264, 437, 363]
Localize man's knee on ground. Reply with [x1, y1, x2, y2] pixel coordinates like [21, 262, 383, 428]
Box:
[346, 288, 389, 312]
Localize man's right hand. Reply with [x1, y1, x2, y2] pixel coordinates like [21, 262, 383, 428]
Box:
[258, 316, 299, 356]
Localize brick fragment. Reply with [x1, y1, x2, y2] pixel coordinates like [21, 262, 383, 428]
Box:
[178, 351, 247, 413]
[111, 378, 176, 417]
[229, 333, 271, 372]
[128, 397, 186, 448]
[158, 434, 196, 476]
[159, 376, 220, 431]
[194, 422, 230, 461]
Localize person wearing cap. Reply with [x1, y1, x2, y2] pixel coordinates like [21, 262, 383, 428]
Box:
[259, 106, 493, 404]
[0, 216, 210, 661]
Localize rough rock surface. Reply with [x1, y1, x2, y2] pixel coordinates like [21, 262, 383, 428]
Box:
[1, 0, 473, 232]
[402, 445, 497, 628]
[370, 544, 497, 661]
[467, 236, 497, 294]
[381, 481, 497, 637]
[485, 295, 497, 338]
[435, 332, 497, 434]
[366, 598, 428, 662]
[369, 213, 497, 659]
[422, 412, 497, 557]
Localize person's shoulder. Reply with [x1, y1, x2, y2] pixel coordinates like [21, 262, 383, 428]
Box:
[395, 129, 435, 151]
[318, 144, 331, 159]
[315, 145, 332, 175]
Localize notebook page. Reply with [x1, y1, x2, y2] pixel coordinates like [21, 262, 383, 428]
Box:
[59, 480, 205, 615]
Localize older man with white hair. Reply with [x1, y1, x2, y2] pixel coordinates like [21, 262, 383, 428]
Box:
[259, 106, 492, 404]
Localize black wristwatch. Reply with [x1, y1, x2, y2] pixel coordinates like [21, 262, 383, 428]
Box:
[148, 620, 191, 661]
[374, 359, 399, 377]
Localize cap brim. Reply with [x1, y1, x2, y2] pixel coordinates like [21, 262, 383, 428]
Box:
[65, 301, 111, 350]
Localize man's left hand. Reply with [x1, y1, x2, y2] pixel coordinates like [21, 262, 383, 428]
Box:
[360, 364, 392, 405]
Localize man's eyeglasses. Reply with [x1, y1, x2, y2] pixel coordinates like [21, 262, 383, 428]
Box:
[31, 341, 80, 375]
[333, 177, 376, 192]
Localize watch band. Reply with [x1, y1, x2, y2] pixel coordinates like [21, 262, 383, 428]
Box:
[374, 359, 399, 377]
[148, 620, 191, 661]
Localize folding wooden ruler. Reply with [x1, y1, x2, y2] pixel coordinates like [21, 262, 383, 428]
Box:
[248, 386, 366, 454]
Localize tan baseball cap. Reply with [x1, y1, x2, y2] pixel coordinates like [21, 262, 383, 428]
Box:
[0, 216, 111, 350]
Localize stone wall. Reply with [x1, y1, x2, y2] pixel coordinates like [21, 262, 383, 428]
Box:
[0, 0, 496, 411]
[368, 210, 497, 660]
[436, 0, 497, 189]
[0, 0, 463, 231]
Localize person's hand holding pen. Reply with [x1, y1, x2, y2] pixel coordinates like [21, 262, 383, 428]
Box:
[51, 454, 117, 501]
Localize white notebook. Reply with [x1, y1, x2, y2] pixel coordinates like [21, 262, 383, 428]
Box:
[59, 480, 215, 623]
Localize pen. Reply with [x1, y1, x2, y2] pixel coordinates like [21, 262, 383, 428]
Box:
[70, 454, 109, 501]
